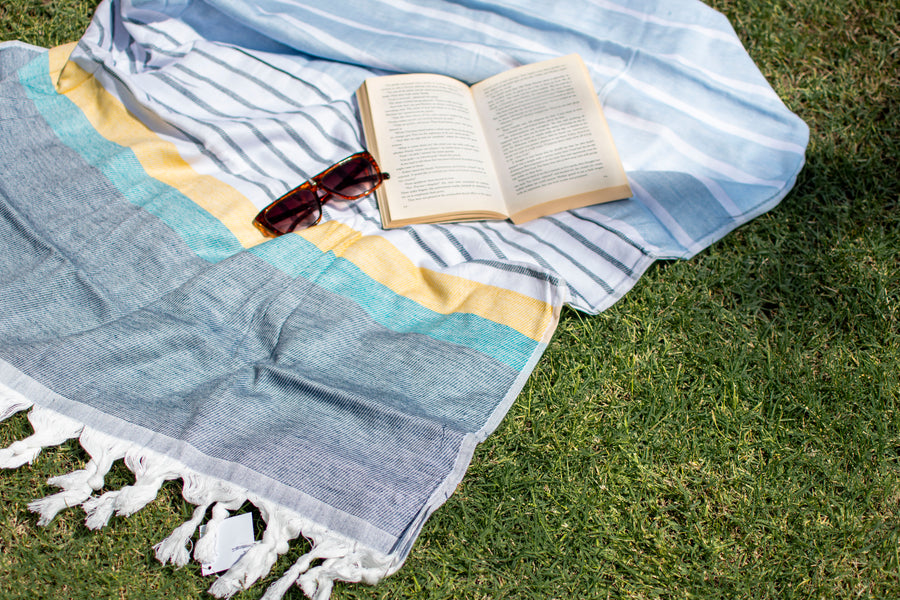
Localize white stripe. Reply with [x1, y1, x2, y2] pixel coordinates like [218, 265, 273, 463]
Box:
[694, 175, 743, 218]
[582, 56, 628, 80]
[605, 107, 788, 188]
[374, 0, 559, 57]
[253, 51, 356, 99]
[660, 52, 781, 100]
[619, 72, 807, 153]
[568, 209, 664, 257]
[249, 4, 398, 71]
[587, 0, 742, 46]
[145, 73, 306, 177]
[297, 0, 524, 73]
[629, 179, 698, 253]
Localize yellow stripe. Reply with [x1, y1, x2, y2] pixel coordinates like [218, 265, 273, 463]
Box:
[49, 44, 265, 249]
[300, 221, 558, 341]
[45, 45, 558, 341]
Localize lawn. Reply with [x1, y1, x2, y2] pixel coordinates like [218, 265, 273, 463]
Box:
[1, 0, 898, 599]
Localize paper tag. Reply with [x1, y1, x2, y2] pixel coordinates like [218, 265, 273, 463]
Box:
[198, 512, 257, 576]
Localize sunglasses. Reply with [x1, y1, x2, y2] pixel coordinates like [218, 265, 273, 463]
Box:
[253, 151, 389, 237]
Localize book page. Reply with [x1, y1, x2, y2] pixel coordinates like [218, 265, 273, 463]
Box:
[472, 54, 629, 216]
[360, 74, 506, 223]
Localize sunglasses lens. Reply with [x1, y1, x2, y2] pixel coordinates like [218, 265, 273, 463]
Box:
[263, 187, 321, 235]
[319, 155, 382, 198]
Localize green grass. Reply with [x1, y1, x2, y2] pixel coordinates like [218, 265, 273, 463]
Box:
[2, 0, 899, 598]
[0, 0, 99, 48]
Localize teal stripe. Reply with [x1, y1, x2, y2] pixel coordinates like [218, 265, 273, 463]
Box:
[17, 53, 244, 264]
[248, 231, 332, 280]
[250, 235, 539, 371]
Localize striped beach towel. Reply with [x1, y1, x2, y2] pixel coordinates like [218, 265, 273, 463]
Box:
[0, 0, 807, 598]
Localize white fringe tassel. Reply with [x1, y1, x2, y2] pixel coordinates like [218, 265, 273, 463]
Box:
[0, 406, 83, 469]
[209, 497, 398, 600]
[208, 498, 306, 598]
[192, 490, 249, 565]
[154, 476, 247, 567]
[82, 447, 183, 529]
[0, 383, 33, 422]
[28, 427, 131, 525]
[260, 537, 396, 600]
[0, 398, 400, 599]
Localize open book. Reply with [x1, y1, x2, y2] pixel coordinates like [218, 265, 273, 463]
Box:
[356, 53, 631, 229]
